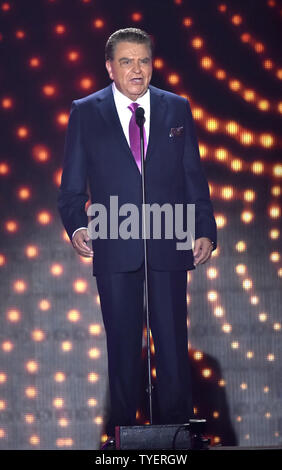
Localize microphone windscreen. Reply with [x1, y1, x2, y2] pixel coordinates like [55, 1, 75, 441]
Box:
[135, 106, 145, 127]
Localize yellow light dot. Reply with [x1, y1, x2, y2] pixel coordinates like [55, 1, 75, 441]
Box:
[26, 360, 39, 373]
[25, 414, 35, 424]
[67, 309, 80, 322]
[229, 80, 241, 91]
[25, 387, 37, 398]
[38, 299, 51, 311]
[54, 24, 66, 34]
[263, 59, 273, 69]
[271, 186, 281, 197]
[80, 77, 94, 90]
[30, 435, 40, 445]
[270, 252, 280, 262]
[214, 306, 225, 317]
[273, 323, 281, 331]
[153, 58, 164, 69]
[242, 278, 252, 290]
[221, 186, 234, 199]
[88, 348, 100, 359]
[272, 164, 282, 178]
[58, 418, 68, 427]
[207, 290, 218, 302]
[191, 37, 203, 49]
[278, 268, 282, 277]
[0, 373, 7, 384]
[250, 295, 259, 305]
[88, 372, 99, 382]
[216, 69, 226, 79]
[231, 341, 239, 349]
[215, 214, 226, 228]
[0, 400, 6, 410]
[61, 341, 72, 352]
[7, 309, 21, 322]
[2, 341, 14, 352]
[231, 159, 243, 171]
[206, 119, 218, 132]
[50, 264, 63, 276]
[88, 398, 97, 407]
[42, 84, 56, 96]
[244, 89, 255, 101]
[25, 245, 38, 258]
[258, 100, 270, 111]
[240, 383, 248, 390]
[193, 351, 203, 361]
[260, 133, 274, 147]
[241, 132, 254, 145]
[13, 280, 27, 293]
[243, 190, 256, 202]
[267, 353, 275, 361]
[17, 126, 29, 139]
[0, 162, 10, 175]
[53, 397, 64, 408]
[37, 211, 52, 225]
[94, 416, 103, 425]
[236, 264, 246, 275]
[241, 210, 254, 223]
[54, 372, 66, 382]
[265, 412, 271, 419]
[202, 368, 212, 378]
[201, 56, 213, 69]
[222, 323, 232, 333]
[73, 279, 88, 293]
[168, 73, 180, 85]
[236, 241, 246, 252]
[236, 416, 242, 422]
[199, 144, 207, 157]
[226, 121, 239, 134]
[246, 351, 254, 359]
[193, 108, 204, 120]
[131, 12, 142, 22]
[5, 220, 19, 232]
[269, 205, 280, 218]
[215, 148, 228, 161]
[218, 379, 226, 387]
[213, 411, 219, 418]
[89, 324, 101, 335]
[264, 386, 269, 393]
[207, 267, 218, 279]
[259, 312, 268, 322]
[32, 145, 50, 163]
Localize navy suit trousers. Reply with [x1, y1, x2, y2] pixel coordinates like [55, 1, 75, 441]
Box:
[96, 262, 194, 436]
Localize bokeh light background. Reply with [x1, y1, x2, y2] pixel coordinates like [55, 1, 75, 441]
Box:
[0, 0, 282, 450]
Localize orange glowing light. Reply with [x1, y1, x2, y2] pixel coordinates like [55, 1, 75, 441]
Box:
[5, 220, 18, 232]
[2, 97, 13, 108]
[67, 309, 81, 322]
[153, 58, 164, 69]
[25, 387, 37, 398]
[7, 309, 21, 322]
[88, 372, 99, 382]
[31, 329, 45, 341]
[13, 280, 27, 293]
[50, 264, 63, 276]
[55, 24, 66, 34]
[232, 15, 243, 25]
[37, 211, 52, 225]
[73, 279, 88, 293]
[167, 73, 180, 85]
[17, 126, 29, 138]
[201, 56, 213, 69]
[18, 187, 31, 200]
[29, 57, 41, 68]
[0, 162, 10, 175]
[93, 18, 104, 28]
[80, 77, 94, 89]
[42, 85, 56, 96]
[183, 17, 193, 27]
[226, 121, 239, 134]
[26, 360, 39, 373]
[132, 12, 142, 21]
[89, 324, 102, 335]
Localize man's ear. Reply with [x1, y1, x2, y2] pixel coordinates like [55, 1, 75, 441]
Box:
[105, 60, 113, 80]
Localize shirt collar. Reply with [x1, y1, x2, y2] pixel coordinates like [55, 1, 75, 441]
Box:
[112, 81, 150, 109]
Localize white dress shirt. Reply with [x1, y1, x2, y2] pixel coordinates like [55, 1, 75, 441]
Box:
[72, 81, 151, 240]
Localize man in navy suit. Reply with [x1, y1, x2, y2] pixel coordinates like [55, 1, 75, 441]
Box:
[58, 28, 217, 448]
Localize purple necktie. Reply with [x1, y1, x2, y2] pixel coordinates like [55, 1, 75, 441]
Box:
[128, 102, 147, 173]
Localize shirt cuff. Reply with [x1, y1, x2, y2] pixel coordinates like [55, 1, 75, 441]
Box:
[72, 227, 88, 239]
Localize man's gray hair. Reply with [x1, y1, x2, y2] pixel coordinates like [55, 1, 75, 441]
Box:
[105, 27, 154, 61]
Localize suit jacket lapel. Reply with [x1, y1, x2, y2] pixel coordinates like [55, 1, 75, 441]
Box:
[96, 83, 167, 173]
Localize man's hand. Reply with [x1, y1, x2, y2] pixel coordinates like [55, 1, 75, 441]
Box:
[193, 237, 213, 266]
[72, 229, 94, 257]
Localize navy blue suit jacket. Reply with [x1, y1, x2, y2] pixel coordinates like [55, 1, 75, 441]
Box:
[57, 83, 217, 276]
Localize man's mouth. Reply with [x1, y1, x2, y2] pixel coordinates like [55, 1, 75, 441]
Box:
[130, 78, 143, 84]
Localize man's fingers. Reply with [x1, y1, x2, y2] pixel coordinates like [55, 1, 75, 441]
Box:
[72, 230, 94, 257]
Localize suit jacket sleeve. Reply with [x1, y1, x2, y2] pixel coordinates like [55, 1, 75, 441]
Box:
[57, 101, 89, 241]
[183, 99, 217, 250]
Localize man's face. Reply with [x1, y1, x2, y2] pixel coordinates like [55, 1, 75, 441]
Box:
[105, 41, 153, 101]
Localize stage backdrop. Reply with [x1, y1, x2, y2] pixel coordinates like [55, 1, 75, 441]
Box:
[0, 0, 281, 449]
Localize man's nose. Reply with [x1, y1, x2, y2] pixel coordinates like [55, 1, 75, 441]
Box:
[132, 60, 141, 73]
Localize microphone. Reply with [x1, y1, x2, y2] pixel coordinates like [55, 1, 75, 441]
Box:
[135, 106, 145, 128]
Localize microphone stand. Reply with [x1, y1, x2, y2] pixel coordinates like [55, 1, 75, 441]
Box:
[136, 108, 153, 425]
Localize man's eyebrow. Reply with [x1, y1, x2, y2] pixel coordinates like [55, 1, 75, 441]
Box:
[118, 57, 151, 62]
